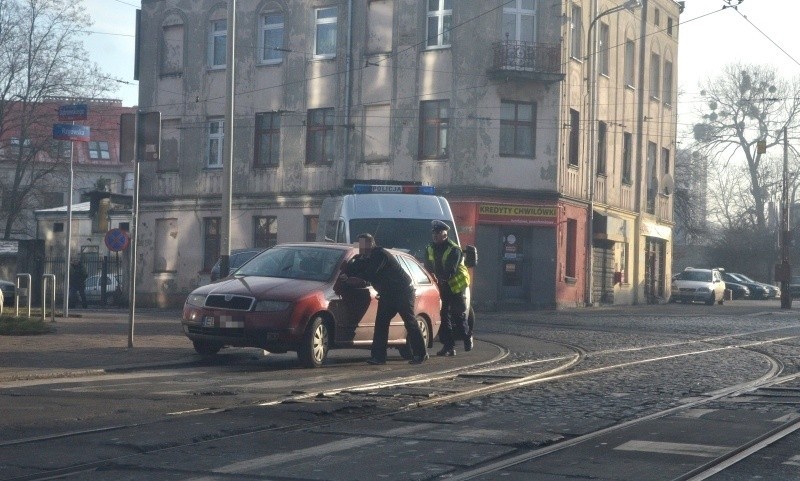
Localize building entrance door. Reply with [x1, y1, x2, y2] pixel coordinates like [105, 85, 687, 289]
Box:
[501, 230, 527, 301]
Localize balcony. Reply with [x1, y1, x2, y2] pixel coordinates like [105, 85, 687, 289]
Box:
[489, 40, 564, 84]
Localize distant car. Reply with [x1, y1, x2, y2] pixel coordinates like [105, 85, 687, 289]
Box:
[669, 267, 726, 305]
[210, 248, 264, 282]
[729, 272, 779, 299]
[789, 276, 800, 298]
[182, 243, 442, 368]
[724, 281, 750, 300]
[720, 272, 768, 300]
[0, 279, 14, 306]
[84, 274, 122, 304]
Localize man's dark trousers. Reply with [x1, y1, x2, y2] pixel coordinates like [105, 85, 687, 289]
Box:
[371, 292, 426, 362]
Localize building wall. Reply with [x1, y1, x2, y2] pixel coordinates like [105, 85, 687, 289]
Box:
[136, 0, 680, 308]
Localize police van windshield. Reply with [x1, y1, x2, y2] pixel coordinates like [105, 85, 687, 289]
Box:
[349, 218, 455, 262]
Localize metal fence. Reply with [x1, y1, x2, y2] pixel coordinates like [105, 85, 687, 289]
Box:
[43, 254, 125, 306]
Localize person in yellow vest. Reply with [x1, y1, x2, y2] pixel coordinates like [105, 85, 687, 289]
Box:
[425, 220, 471, 356]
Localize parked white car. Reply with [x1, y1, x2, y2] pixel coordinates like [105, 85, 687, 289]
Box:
[669, 267, 726, 305]
[85, 274, 122, 304]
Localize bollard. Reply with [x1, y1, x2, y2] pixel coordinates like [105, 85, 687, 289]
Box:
[42, 274, 56, 323]
[15, 273, 32, 318]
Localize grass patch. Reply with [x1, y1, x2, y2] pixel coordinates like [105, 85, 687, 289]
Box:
[0, 315, 54, 335]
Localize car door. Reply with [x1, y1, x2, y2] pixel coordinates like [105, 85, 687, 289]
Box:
[329, 252, 380, 345]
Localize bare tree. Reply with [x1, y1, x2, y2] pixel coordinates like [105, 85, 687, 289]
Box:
[693, 64, 800, 231]
[0, 0, 115, 239]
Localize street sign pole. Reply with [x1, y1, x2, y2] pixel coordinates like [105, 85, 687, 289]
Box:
[63, 125, 74, 317]
[128, 111, 139, 348]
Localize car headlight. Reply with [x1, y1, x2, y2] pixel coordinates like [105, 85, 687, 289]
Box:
[254, 300, 291, 312]
[186, 294, 207, 307]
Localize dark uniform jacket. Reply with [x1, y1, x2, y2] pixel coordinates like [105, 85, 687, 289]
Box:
[343, 247, 413, 297]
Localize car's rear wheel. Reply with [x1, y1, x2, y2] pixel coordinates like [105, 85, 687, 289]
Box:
[298, 316, 329, 368]
[193, 340, 223, 357]
[705, 293, 715, 306]
[398, 315, 430, 360]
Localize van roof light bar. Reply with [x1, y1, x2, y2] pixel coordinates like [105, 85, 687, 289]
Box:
[352, 184, 435, 195]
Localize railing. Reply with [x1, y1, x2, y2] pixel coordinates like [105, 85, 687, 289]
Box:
[594, 176, 607, 204]
[491, 40, 562, 76]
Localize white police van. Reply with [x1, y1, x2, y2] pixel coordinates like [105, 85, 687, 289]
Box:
[317, 183, 459, 260]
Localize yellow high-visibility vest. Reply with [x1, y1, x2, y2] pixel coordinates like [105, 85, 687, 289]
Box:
[426, 243, 470, 293]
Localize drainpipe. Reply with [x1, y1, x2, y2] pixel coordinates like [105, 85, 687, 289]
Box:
[343, 0, 353, 182]
[633, 0, 648, 304]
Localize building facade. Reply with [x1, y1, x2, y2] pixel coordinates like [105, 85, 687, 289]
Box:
[136, 0, 680, 308]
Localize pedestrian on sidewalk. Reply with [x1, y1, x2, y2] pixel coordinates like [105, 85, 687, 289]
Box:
[425, 221, 471, 356]
[339, 233, 428, 365]
[69, 257, 88, 309]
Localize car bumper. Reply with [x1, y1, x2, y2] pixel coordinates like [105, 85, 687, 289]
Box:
[670, 291, 714, 303]
[182, 305, 302, 349]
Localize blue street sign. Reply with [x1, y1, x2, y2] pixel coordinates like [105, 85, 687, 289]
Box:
[104, 228, 130, 252]
[53, 124, 90, 142]
[58, 104, 88, 121]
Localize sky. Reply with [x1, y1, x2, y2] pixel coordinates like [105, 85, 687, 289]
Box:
[82, 0, 800, 146]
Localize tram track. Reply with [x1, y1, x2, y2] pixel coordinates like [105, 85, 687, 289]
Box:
[2, 330, 799, 481]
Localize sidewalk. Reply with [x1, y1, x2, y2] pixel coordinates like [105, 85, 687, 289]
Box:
[0, 309, 196, 382]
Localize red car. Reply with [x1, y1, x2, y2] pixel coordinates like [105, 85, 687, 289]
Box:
[182, 243, 442, 367]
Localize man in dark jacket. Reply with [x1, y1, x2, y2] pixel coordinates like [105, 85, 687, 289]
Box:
[425, 221, 471, 356]
[69, 257, 88, 309]
[339, 233, 428, 365]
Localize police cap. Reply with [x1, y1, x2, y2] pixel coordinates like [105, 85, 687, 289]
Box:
[431, 220, 450, 232]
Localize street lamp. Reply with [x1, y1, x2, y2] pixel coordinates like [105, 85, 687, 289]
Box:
[585, 0, 641, 306]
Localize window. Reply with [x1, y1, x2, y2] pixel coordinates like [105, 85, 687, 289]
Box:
[502, 0, 536, 43]
[364, 104, 391, 161]
[161, 21, 184, 74]
[367, 0, 393, 53]
[596, 121, 607, 175]
[209, 19, 226, 67]
[260, 13, 284, 64]
[426, 0, 452, 48]
[255, 112, 281, 167]
[419, 99, 449, 159]
[622, 132, 632, 184]
[568, 109, 580, 166]
[50, 140, 71, 159]
[624, 40, 635, 87]
[314, 7, 338, 58]
[254, 216, 278, 248]
[646, 141, 657, 213]
[88, 141, 110, 160]
[500, 100, 535, 158]
[566, 219, 577, 278]
[306, 108, 335, 164]
[662, 147, 670, 175]
[160, 119, 180, 172]
[663, 60, 673, 105]
[667, 17, 674, 36]
[650, 53, 661, 99]
[203, 217, 221, 272]
[207, 118, 224, 168]
[305, 215, 318, 242]
[570, 4, 582, 59]
[653, 8, 660, 26]
[599, 23, 609, 76]
[53, 222, 64, 233]
[154, 218, 178, 272]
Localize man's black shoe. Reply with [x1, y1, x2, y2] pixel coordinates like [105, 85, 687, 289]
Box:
[464, 336, 473, 352]
[409, 354, 429, 365]
[436, 347, 456, 357]
[366, 357, 386, 365]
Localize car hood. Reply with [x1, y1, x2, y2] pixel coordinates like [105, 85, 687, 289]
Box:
[195, 276, 328, 300]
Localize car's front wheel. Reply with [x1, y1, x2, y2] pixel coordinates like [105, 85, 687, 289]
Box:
[193, 340, 223, 357]
[398, 315, 430, 360]
[298, 315, 329, 368]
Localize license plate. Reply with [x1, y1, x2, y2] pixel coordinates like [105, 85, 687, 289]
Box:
[202, 316, 215, 328]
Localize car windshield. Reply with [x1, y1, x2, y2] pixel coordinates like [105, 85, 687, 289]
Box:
[349, 218, 454, 262]
[677, 270, 712, 282]
[733, 273, 755, 283]
[235, 246, 344, 282]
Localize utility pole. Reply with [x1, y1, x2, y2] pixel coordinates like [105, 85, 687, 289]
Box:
[220, 0, 236, 279]
[779, 126, 792, 309]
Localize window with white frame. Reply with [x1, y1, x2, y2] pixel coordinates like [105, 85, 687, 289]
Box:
[207, 119, 224, 168]
[209, 19, 226, 67]
[314, 7, 338, 58]
[260, 13, 284, 64]
[599, 22, 609, 76]
[502, 0, 536, 43]
[650, 52, 661, 99]
[570, 4, 582, 59]
[426, 0, 452, 48]
[88, 141, 110, 160]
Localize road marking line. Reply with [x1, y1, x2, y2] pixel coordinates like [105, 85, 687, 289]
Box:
[783, 454, 800, 466]
[614, 440, 731, 458]
[675, 409, 717, 419]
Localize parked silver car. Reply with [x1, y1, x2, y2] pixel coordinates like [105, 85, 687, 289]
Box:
[85, 274, 122, 304]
